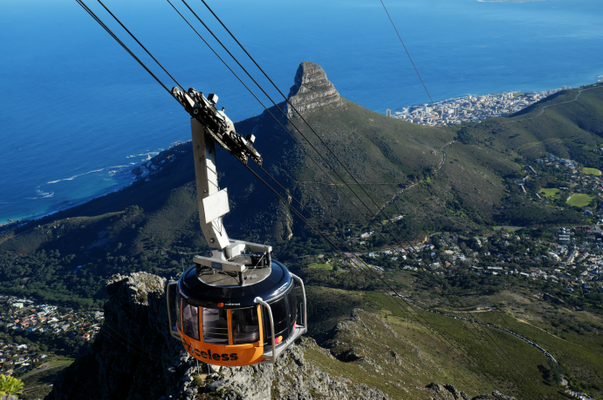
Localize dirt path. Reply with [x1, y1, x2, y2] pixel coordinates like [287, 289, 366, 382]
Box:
[514, 316, 603, 357]
[515, 317, 567, 342]
[399, 297, 559, 363]
[375, 183, 415, 215]
[375, 140, 456, 215]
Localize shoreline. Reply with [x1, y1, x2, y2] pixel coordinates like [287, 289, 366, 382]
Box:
[0, 170, 136, 232]
[0, 144, 184, 231]
[391, 89, 561, 126]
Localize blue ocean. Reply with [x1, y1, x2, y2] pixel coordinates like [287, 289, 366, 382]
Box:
[1, 0, 602, 224]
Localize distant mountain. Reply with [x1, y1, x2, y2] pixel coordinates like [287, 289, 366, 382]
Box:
[227, 61, 501, 240]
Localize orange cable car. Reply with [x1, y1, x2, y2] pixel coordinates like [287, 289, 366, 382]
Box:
[166, 259, 307, 366]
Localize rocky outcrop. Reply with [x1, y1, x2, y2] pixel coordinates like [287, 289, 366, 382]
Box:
[287, 61, 342, 117]
[195, 337, 387, 400]
[45, 272, 388, 400]
[471, 391, 517, 400]
[45, 272, 198, 400]
[45, 273, 518, 400]
[425, 383, 471, 400]
[423, 382, 516, 400]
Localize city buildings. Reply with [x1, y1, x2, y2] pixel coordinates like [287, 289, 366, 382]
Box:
[388, 89, 563, 126]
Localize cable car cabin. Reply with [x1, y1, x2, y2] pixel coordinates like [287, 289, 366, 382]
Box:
[166, 260, 307, 367]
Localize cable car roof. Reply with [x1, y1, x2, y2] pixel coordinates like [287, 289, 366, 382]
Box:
[178, 260, 293, 308]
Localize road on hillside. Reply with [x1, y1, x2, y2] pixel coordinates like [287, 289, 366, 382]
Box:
[506, 86, 600, 124]
[395, 294, 559, 365]
[19, 362, 70, 380]
[438, 140, 456, 170]
[375, 140, 456, 215]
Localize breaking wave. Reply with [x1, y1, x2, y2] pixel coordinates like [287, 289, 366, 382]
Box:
[30, 189, 54, 200]
[45, 168, 106, 185]
[126, 151, 160, 160]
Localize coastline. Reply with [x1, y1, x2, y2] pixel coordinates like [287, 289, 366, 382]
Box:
[391, 88, 563, 126]
[0, 169, 136, 231]
[391, 78, 603, 126]
[0, 144, 183, 230]
[3, 80, 603, 231]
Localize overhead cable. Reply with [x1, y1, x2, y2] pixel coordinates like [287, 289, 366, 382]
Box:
[197, 0, 536, 386]
[77, 1, 533, 388]
[179, 1, 533, 383]
[97, 0, 185, 91]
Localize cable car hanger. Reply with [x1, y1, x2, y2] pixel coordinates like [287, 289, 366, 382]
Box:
[75, 0, 453, 368]
[76, 0, 307, 367]
[162, 47, 307, 368]
[77, 0, 515, 378]
[164, 86, 307, 366]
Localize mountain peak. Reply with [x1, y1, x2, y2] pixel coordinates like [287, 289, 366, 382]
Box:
[287, 61, 342, 116]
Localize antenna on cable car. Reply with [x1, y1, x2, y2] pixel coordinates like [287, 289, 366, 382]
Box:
[166, 88, 307, 367]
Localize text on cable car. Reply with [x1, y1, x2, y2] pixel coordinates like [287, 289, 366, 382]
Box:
[182, 340, 239, 361]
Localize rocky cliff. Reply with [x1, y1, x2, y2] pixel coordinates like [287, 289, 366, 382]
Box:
[286, 61, 342, 117]
[45, 272, 196, 400]
[45, 272, 388, 400]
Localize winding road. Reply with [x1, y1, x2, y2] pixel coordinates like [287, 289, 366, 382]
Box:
[438, 140, 456, 170]
[19, 362, 70, 380]
[395, 293, 559, 365]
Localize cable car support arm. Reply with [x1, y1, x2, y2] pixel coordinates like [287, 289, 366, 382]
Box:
[173, 87, 270, 283]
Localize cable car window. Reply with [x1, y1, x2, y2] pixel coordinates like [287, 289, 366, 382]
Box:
[176, 296, 182, 331]
[232, 307, 260, 344]
[272, 298, 288, 333]
[182, 303, 199, 340]
[203, 308, 229, 344]
[287, 285, 298, 323]
[263, 296, 289, 342]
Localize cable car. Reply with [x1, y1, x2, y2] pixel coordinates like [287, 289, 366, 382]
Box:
[166, 89, 307, 366]
[167, 258, 307, 366]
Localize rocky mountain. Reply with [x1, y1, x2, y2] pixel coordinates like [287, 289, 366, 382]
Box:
[45, 272, 516, 400]
[286, 61, 343, 116]
[12, 61, 598, 259]
[229, 61, 483, 240]
[1, 61, 600, 318]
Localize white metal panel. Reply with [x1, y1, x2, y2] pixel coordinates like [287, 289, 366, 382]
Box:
[202, 188, 230, 223]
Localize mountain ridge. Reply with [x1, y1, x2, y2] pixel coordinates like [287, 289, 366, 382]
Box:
[1, 63, 601, 309]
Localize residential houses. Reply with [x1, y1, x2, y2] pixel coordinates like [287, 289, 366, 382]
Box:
[0, 295, 104, 375]
[388, 90, 561, 126]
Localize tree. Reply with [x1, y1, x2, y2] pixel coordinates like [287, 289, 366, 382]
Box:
[0, 374, 24, 400]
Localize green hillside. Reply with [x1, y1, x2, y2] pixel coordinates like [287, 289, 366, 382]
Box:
[455, 84, 603, 164]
